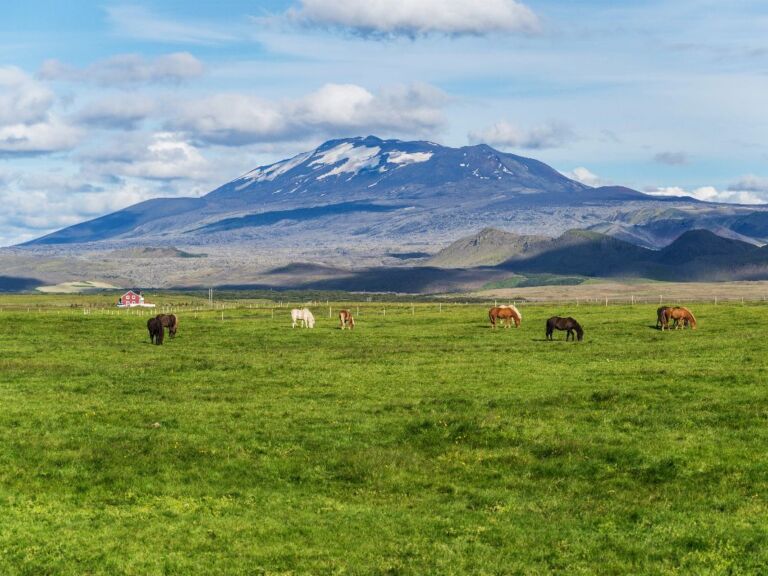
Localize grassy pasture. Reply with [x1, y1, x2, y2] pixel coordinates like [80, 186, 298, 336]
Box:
[0, 298, 767, 574]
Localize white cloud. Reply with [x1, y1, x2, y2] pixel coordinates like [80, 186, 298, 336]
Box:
[0, 66, 79, 154]
[468, 120, 575, 150]
[287, 0, 539, 37]
[0, 121, 80, 155]
[653, 151, 688, 165]
[169, 82, 447, 146]
[645, 185, 765, 205]
[0, 67, 54, 125]
[39, 52, 204, 86]
[80, 132, 210, 181]
[729, 175, 768, 193]
[566, 167, 609, 187]
[40, 52, 204, 86]
[104, 6, 235, 44]
[73, 95, 156, 129]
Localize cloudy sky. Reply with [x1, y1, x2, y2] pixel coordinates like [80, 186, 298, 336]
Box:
[1, 0, 767, 245]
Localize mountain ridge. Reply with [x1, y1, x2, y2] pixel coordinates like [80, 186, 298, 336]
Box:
[23, 135, 663, 248]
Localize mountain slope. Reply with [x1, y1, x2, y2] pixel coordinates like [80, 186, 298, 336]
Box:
[21, 135, 768, 270]
[23, 136, 657, 249]
[428, 228, 550, 267]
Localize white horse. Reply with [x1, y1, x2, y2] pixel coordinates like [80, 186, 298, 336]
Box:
[291, 308, 315, 328]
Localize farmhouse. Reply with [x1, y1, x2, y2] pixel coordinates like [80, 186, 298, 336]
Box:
[116, 289, 155, 308]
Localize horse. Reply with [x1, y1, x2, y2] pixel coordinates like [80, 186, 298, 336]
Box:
[667, 306, 697, 329]
[156, 314, 178, 337]
[488, 305, 522, 329]
[546, 316, 584, 341]
[291, 308, 315, 328]
[339, 309, 355, 330]
[147, 317, 164, 345]
[656, 306, 673, 330]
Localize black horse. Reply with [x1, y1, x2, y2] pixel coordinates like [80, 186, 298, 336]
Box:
[147, 317, 164, 345]
[546, 316, 584, 341]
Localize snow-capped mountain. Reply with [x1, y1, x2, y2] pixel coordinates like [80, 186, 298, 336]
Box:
[22, 135, 762, 251]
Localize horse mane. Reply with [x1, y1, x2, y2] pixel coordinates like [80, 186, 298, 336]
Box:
[507, 304, 521, 319]
[679, 307, 697, 327]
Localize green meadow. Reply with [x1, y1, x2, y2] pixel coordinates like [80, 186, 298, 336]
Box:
[1, 296, 767, 574]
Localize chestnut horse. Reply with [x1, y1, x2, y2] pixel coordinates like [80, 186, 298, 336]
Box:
[156, 313, 178, 337]
[339, 309, 355, 330]
[667, 306, 697, 329]
[489, 305, 521, 329]
[546, 316, 584, 341]
[656, 306, 673, 330]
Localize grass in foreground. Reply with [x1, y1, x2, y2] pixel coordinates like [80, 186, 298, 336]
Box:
[0, 301, 767, 574]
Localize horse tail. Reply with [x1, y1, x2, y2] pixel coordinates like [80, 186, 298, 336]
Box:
[489, 308, 495, 327]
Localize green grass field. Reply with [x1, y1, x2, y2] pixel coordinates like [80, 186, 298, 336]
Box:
[1, 298, 767, 574]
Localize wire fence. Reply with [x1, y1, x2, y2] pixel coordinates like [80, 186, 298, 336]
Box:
[1, 293, 767, 319]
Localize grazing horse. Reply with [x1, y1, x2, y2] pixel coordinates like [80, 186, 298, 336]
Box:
[147, 317, 164, 345]
[656, 306, 673, 330]
[546, 316, 584, 341]
[667, 306, 697, 329]
[156, 314, 178, 337]
[339, 309, 355, 330]
[291, 308, 315, 328]
[488, 305, 522, 329]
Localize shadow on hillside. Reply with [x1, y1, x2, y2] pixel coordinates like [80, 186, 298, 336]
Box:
[0, 275, 43, 292]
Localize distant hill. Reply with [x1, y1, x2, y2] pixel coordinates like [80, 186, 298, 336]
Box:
[428, 228, 550, 267]
[500, 228, 767, 281]
[259, 229, 768, 292]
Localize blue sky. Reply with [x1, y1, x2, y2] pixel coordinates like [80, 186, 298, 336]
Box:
[1, 0, 767, 245]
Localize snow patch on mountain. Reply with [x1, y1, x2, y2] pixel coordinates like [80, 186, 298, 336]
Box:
[387, 150, 433, 165]
[237, 151, 312, 187]
[313, 143, 382, 180]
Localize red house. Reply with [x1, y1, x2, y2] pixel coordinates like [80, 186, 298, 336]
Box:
[117, 289, 153, 308]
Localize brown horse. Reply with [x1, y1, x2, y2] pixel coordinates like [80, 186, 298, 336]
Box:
[147, 317, 164, 345]
[667, 306, 697, 329]
[546, 316, 584, 341]
[156, 313, 178, 337]
[656, 306, 673, 330]
[489, 305, 521, 329]
[339, 309, 355, 330]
